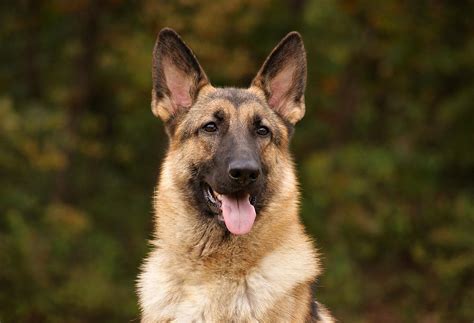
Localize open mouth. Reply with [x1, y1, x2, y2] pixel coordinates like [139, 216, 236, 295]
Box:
[203, 183, 257, 235]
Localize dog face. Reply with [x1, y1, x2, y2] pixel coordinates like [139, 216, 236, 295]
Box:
[151, 28, 307, 235]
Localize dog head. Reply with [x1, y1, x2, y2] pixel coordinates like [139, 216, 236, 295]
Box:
[152, 28, 306, 235]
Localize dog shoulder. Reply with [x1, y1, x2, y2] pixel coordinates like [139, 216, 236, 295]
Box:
[137, 248, 181, 322]
[309, 301, 336, 323]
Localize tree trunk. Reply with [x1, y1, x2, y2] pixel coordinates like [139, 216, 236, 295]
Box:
[53, 1, 102, 203]
[22, 0, 41, 99]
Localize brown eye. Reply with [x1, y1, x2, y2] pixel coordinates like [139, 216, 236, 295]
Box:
[256, 126, 270, 137]
[203, 122, 218, 132]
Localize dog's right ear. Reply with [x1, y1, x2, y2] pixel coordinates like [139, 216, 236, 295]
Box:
[151, 28, 209, 122]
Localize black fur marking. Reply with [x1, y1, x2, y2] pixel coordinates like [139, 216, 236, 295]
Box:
[213, 109, 225, 121]
[204, 88, 264, 108]
[252, 114, 263, 125]
[309, 281, 320, 321]
[187, 162, 217, 219]
[183, 145, 272, 229]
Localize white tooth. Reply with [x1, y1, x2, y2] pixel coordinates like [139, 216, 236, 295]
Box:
[207, 187, 216, 203]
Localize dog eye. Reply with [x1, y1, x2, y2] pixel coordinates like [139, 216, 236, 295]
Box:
[203, 122, 218, 132]
[256, 126, 270, 137]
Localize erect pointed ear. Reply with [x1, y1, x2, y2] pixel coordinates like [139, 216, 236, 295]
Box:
[151, 28, 209, 122]
[251, 32, 307, 124]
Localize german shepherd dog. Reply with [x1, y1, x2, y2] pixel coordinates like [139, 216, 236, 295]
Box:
[137, 28, 334, 323]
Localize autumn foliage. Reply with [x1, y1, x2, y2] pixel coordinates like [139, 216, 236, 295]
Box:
[0, 1, 473, 322]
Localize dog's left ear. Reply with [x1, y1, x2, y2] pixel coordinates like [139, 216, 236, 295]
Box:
[152, 28, 209, 122]
[251, 32, 307, 124]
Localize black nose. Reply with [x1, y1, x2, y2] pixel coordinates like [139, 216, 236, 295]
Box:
[228, 159, 260, 185]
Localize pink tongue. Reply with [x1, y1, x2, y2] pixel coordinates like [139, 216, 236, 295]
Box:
[220, 194, 256, 235]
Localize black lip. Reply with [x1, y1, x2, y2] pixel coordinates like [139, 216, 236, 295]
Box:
[202, 182, 257, 214]
[249, 195, 256, 206]
[202, 183, 221, 215]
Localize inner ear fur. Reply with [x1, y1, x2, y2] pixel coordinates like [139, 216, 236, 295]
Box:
[152, 28, 209, 122]
[251, 32, 307, 124]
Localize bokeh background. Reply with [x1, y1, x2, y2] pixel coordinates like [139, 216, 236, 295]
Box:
[1, 0, 473, 322]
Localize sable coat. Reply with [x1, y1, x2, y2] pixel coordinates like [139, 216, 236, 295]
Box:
[137, 28, 334, 323]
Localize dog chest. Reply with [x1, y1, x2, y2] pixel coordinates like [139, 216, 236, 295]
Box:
[139, 244, 317, 322]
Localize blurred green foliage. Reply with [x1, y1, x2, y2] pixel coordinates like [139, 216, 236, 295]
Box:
[1, 0, 473, 322]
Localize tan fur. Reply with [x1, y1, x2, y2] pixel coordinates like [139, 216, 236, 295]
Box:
[138, 29, 334, 323]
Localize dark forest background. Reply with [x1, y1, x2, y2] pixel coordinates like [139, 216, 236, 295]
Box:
[1, 0, 473, 322]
